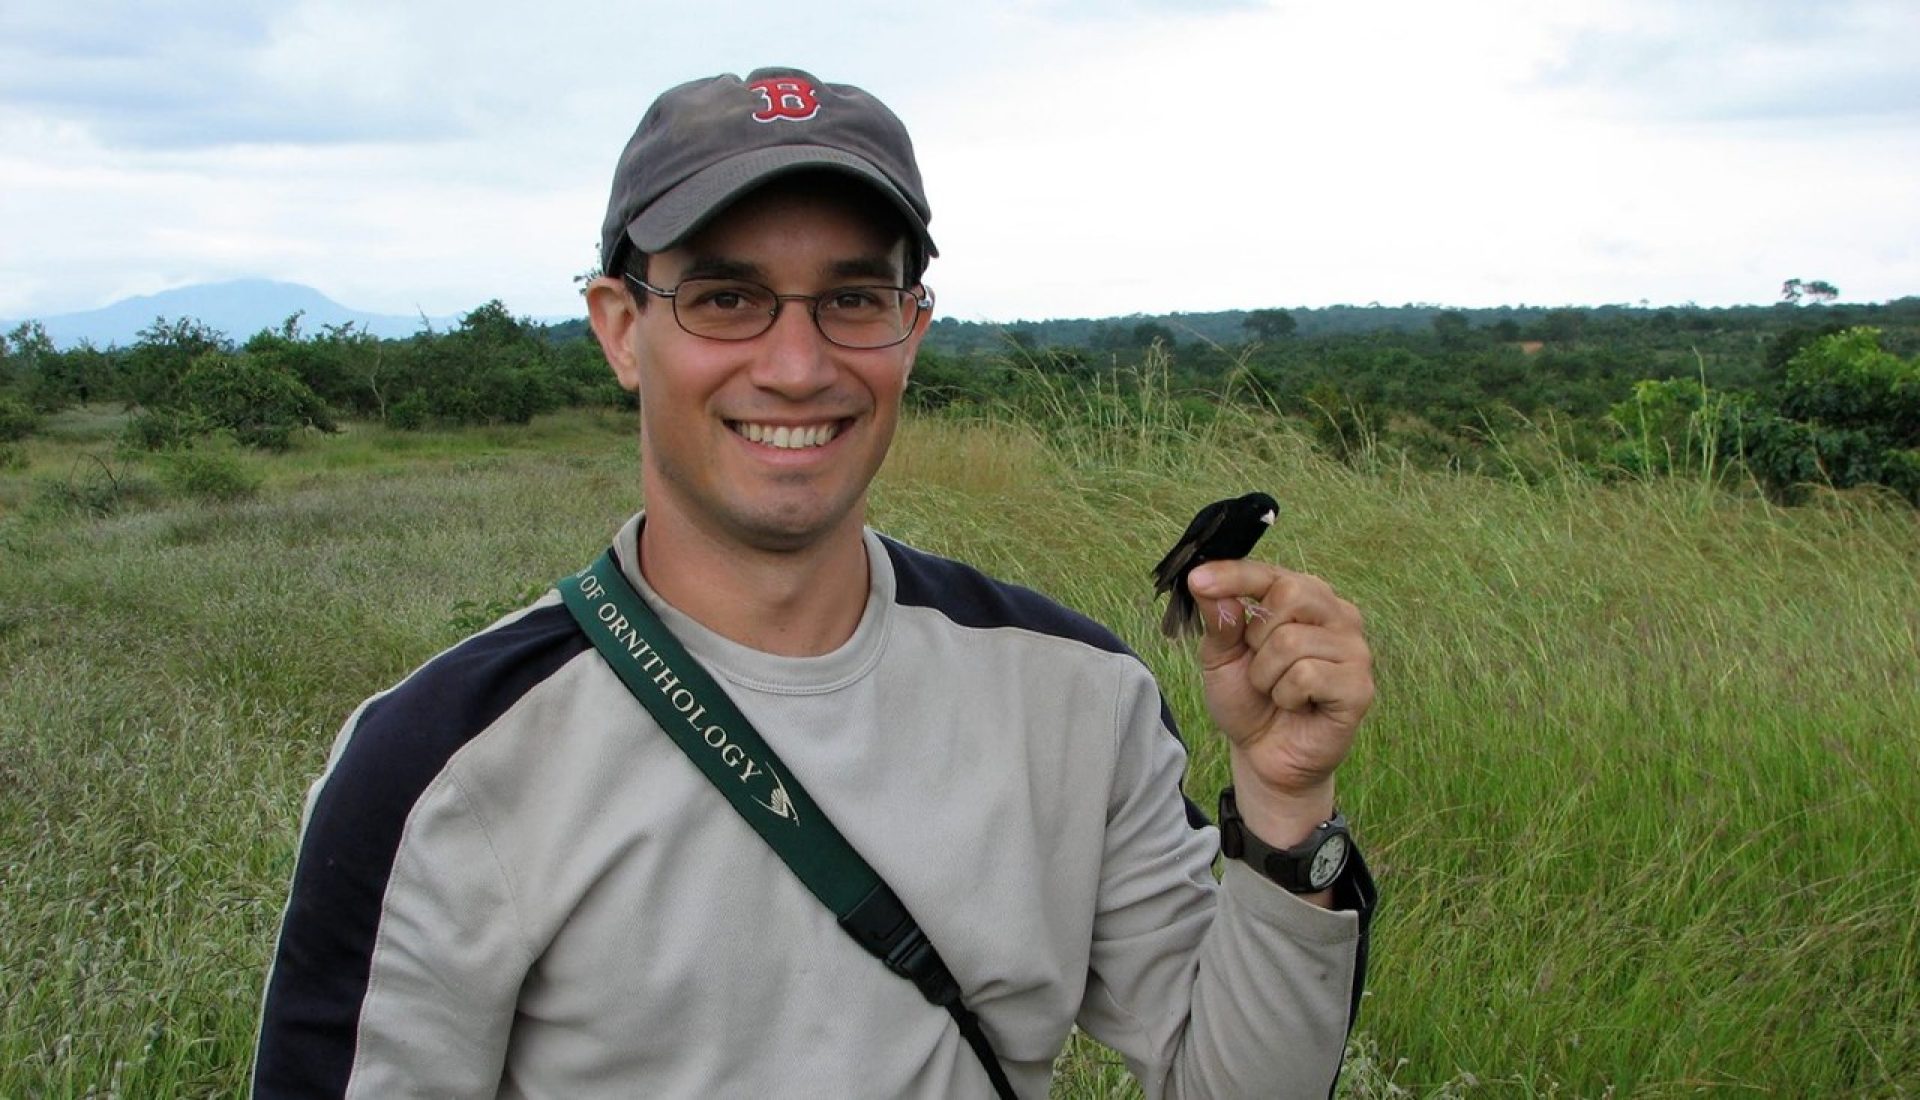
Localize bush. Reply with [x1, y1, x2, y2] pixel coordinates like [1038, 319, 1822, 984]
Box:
[1734, 328, 1920, 504]
[122, 317, 230, 409]
[124, 408, 208, 452]
[1780, 327, 1918, 441]
[1604, 377, 1742, 480]
[158, 443, 262, 502]
[176, 351, 334, 450]
[387, 393, 430, 430]
[0, 395, 37, 442]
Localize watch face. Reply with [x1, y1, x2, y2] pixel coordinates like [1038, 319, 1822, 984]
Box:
[1309, 833, 1350, 890]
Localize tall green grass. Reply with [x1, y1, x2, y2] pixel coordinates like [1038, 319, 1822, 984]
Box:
[2, 394, 1915, 1097]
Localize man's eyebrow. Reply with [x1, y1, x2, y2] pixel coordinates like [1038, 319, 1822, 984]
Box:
[677, 256, 764, 281]
[827, 256, 905, 283]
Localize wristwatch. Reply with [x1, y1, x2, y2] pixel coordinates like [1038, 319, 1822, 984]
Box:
[1217, 786, 1353, 894]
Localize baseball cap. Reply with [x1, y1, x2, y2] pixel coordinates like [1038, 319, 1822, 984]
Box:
[600, 67, 937, 276]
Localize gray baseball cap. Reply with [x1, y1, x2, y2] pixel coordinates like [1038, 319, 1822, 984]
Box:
[599, 67, 936, 275]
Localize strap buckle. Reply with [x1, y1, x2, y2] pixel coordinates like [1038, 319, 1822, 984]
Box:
[840, 883, 960, 1007]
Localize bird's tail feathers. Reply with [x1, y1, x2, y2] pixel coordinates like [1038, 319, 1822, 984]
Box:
[1160, 587, 1199, 639]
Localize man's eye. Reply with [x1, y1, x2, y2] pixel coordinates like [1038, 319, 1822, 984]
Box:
[825, 289, 885, 312]
[685, 283, 766, 312]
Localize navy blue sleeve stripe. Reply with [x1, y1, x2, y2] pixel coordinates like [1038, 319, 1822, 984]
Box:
[883, 535, 1136, 654]
[253, 601, 589, 1097]
[880, 537, 1209, 830]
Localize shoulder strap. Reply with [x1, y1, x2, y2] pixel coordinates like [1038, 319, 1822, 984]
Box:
[557, 551, 1017, 1099]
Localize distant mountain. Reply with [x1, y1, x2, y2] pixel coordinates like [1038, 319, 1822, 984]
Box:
[5, 280, 463, 348]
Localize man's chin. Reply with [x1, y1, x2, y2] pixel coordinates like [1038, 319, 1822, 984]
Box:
[721, 502, 864, 556]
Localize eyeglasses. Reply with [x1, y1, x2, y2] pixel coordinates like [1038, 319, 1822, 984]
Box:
[625, 274, 933, 350]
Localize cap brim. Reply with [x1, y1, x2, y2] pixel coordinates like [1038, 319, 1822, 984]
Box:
[625, 144, 937, 259]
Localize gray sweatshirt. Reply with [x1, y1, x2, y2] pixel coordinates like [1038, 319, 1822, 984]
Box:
[254, 515, 1371, 1098]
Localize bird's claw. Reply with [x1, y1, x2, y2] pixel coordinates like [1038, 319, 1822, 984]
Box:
[1217, 598, 1270, 629]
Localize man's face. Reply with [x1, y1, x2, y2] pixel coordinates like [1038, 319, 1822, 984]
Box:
[610, 182, 927, 555]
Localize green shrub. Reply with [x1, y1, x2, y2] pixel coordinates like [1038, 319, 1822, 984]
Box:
[387, 393, 430, 431]
[124, 407, 207, 452]
[158, 443, 262, 502]
[176, 351, 334, 450]
[1603, 376, 1743, 481]
[1734, 328, 1920, 504]
[0, 395, 37, 442]
[0, 441, 26, 471]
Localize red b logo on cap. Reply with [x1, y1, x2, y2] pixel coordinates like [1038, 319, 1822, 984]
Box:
[749, 77, 820, 122]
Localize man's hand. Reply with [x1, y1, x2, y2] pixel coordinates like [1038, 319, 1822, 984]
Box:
[1187, 560, 1373, 851]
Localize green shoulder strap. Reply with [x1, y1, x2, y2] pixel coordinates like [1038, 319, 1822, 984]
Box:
[557, 550, 1016, 1099]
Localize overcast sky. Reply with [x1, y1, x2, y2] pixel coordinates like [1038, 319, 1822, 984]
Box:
[3, 0, 1916, 326]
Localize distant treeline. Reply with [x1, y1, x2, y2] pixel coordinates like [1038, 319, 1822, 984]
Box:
[4, 296, 1917, 506]
[919, 294, 1920, 353]
[921, 300, 1920, 506]
[2, 303, 623, 452]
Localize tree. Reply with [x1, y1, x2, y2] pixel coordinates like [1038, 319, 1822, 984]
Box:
[1763, 322, 1847, 377]
[175, 350, 335, 450]
[1431, 310, 1471, 349]
[1131, 321, 1176, 349]
[1736, 327, 1919, 504]
[1242, 309, 1296, 342]
[245, 316, 386, 415]
[4, 322, 56, 407]
[123, 317, 229, 409]
[1781, 278, 1840, 306]
[384, 300, 561, 427]
[0, 395, 36, 442]
[1541, 309, 1587, 344]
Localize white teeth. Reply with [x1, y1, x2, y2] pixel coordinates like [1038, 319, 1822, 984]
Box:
[735, 422, 838, 449]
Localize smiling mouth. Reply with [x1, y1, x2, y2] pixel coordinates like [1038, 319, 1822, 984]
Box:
[729, 420, 845, 450]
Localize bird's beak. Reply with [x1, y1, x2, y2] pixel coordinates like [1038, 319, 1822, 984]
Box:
[1260, 509, 1276, 525]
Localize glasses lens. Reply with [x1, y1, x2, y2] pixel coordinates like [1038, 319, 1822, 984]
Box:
[666, 279, 922, 347]
[818, 287, 917, 349]
[672, 279, 777, 340]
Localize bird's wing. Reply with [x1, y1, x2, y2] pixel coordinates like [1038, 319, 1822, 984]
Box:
[1150, 505, 1230, 592]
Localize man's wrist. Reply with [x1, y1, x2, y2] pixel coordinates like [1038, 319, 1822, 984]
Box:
[1227, 759, 1336, 849]
[1217, 786, 1352, 901]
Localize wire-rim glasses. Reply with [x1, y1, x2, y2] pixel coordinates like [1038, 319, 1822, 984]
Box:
[625, 274, 932, 350]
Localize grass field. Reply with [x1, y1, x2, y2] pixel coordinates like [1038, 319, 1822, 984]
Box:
[2, 398, 1916, 1097]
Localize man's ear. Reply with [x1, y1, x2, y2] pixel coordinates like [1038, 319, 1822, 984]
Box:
[585, 276, 643, 392]
[899, 285, 935, 383]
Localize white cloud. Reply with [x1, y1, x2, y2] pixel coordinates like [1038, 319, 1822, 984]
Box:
[1, 0, 1914, 325]
[1533, 0, 1920, 125]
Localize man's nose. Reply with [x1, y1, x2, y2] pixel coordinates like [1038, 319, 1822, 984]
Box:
[750, 298, 835, 397]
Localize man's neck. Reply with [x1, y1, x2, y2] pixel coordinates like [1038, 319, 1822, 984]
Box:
[635, 511, 871, 658]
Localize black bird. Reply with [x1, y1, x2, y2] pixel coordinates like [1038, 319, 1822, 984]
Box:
[1151, 492, 1280, 639]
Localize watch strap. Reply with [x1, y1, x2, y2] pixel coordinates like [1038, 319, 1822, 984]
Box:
[1218, 786, 1352, 893]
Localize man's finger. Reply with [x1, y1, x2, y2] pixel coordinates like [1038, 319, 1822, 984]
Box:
[1187, 560, 1283, 604]
[1244, 623, 1368, 695]
[1195, 591, 1251, 668]
[1269, 655, 1374, 720]
[1191, 561, 1360, 636]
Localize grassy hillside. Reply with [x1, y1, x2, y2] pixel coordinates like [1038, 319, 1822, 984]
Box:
[1, 402, 1915, 1097]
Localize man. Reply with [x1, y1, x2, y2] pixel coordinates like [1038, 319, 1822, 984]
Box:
[254, 67, 1375, 1098]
